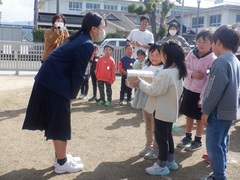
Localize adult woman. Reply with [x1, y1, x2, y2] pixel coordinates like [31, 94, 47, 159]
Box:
[22, 12, 106, 174]
[41, 14, 69, 63]
[159, 23, 191, 54]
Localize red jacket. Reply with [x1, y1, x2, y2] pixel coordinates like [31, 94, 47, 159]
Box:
[95, 56, 116, 84]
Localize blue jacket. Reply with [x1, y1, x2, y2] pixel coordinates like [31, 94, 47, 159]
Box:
[35, 33, 94, 100]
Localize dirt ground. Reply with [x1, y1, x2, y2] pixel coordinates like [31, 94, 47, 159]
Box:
[0, 75, 239, 180]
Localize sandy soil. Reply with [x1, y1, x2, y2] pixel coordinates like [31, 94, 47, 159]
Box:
[0, 75, 239, 180]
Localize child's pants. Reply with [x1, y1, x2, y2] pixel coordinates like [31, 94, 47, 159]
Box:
[90, 73, 97, 98]
[98, 80, 112, 101]
[142, 109, 158, 151]
[154, 117, 174, 163]
[81, 77, 89, 96]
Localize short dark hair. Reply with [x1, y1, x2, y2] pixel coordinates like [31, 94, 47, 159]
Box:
[146, 44, 162, 66]
[52, 14, 66, 25]
[213, 25, 240, 53]
[140, 16, 149, 23]
[137, 49, 146, 56]
[196, 29, 214, 43]
[104, 44, 114, 51]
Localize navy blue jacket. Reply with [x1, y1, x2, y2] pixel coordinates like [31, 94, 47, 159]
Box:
[35, 33, 94, 100]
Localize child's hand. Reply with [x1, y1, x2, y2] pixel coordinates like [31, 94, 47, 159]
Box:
[192, 72, 205, 79]
[128, 77, 140, 88]
[201, 114, 209, 126]
[135, 41, 142, 47]
[197, 99, 202, 108]
[122, 70, 127, 75]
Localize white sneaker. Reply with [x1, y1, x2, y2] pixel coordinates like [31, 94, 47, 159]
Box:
[82, 95, 88, 100]
[55, 158, 84, 174]
[53, 154, 81, 167]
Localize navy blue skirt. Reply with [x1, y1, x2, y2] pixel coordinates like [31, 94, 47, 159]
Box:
[179, 88, 202, 120]
[22, 81, 71, 140]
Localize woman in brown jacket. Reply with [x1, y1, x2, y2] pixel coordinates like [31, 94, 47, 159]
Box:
[41, 14, 69, 63]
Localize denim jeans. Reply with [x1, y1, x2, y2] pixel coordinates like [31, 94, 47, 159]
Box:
[206, 108, 232, 180]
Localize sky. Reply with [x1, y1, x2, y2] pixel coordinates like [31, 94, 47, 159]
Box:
[0, 0, 215, 23]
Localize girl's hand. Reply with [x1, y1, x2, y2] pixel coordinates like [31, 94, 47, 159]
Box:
[128, 77, 140, 88]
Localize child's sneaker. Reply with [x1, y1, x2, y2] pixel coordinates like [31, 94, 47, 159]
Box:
[139, 147, 151, 157]
[127, 101, 131, 106]
[145, 163, 170, 176]
[79, 94, 84, 99]
[54, 158, 84, 174]
[204, 155, 211, 164]
[167, 160, 178, 170]
[82, 95, 88, 100]
[119, 101, 124, 106]
[144, 150, 158, 160]
[202, 154, 208, 159]
[177, 137, 192, 148]
[185, 140, 202, 151]
[53, 154, 81, 167]
[97, 100, 105, 106]
[105, 100, 111, 106]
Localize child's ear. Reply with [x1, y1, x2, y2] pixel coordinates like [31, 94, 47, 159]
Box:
[215, 39, 222, 47]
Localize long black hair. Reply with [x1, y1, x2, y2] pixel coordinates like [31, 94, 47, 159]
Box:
[161, 41, 187, 79]
[68, 12, 103, 41]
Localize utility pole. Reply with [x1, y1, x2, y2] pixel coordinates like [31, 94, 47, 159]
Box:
[56, 0, 59, 14]
[180, 0, 185, 36]
[34, 0, 38, 29]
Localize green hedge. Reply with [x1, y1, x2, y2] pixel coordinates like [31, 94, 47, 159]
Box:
[32, 28, 78, 42]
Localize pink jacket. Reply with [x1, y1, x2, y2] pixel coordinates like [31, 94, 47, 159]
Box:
[184, 49, 216, 100]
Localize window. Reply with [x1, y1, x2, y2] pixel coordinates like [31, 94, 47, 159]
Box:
[86, 3, 100, 10]
[236, 15, 240, 23]
[209, 14, 221, 27]
[192, 16, 204, 28]
[121, 6, 127, 11]
[69, 2, 82, 11]
[104, 5, 117, 11]
[107, 41, 117, 46]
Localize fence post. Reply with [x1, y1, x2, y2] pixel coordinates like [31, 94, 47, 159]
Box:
[14, 50, 19, 75]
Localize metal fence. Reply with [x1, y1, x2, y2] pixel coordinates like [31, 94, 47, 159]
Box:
[0, 41, 44, 74]
[0, 41, 125, 75]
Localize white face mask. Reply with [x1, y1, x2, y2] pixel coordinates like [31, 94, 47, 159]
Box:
[95, 29, 106, 43]
[169, 30, 177, 36]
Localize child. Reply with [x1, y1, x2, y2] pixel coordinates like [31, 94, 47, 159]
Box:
[131, 44, 164, 160]
[201, 25, 240, 180]
[79, 62, 91, 99]
[88, 44, 99, 102]
[132, 49, 147, 70]
[177, 29, 216, 151]
[95, 45, 116, 106]
[130, 41, 187, 176]
[118, 45, 136, 105]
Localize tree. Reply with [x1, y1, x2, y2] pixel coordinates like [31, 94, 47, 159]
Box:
[128, 0, 181, 41]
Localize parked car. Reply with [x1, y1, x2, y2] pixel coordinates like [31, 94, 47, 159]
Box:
[100, 38, 127, 47]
